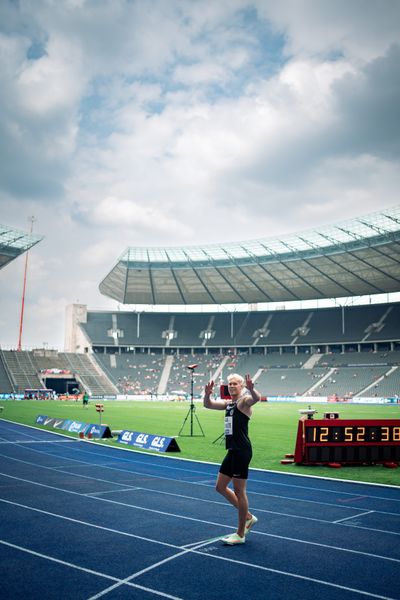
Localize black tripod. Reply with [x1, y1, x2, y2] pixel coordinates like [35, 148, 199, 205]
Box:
[178, 365, 205, 437]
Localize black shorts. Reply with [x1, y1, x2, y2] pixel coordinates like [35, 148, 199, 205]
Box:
[219, 448, 252, 480]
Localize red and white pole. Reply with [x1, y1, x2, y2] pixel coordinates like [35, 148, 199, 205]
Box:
[17, 216, 35, 352]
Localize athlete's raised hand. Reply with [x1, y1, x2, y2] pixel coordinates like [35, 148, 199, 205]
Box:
[204, 380, 215, 396]
[245, 374, 254, 391]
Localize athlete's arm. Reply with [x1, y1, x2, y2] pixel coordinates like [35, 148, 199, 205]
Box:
[243, 374, 261, 406]
[203, 380, 228, 410]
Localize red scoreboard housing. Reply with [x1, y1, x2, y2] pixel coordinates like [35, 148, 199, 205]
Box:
[294, 419, 400, 465]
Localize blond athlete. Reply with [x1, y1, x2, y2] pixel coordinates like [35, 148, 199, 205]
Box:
[204, 373, 261, 545]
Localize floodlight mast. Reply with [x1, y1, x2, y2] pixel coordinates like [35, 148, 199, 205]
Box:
[178, 364, 205, 437]
[17, 216, 35, 352]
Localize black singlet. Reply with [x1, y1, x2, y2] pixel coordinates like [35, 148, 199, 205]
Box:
[224, 401, 252, 451]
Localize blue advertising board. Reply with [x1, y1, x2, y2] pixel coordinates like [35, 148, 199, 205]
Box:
[35, 415, 112, 438]
[36, 415, 59, 427]
[84, 423, 113, 438]
[117, 430, 180, 452]
[66, 420, 88, 434]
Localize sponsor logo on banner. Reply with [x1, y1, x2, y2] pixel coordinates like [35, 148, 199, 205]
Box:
[84, 424, 113, 439]
[35, 415, 112, 438]
[44, 417, 57, 426]
[151, 436, 166, 449]
[117, 430, 180, 452]
[85, 424, 102, 437]
[121, 430, 134, 443]
[68, 421, 87, 433]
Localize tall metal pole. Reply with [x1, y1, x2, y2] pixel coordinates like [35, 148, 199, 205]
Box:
[190, 368, 194, 436]
[17, 216, 35, 352]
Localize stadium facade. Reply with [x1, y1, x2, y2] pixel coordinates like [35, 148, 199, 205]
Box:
[99, 206, 400, 306]
[0, 223, 43, 271]
[66, 205, 400, 358]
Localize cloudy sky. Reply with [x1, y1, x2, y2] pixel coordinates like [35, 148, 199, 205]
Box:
[1, 0, 400, 350]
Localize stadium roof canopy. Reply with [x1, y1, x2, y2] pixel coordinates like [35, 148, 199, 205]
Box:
[0, 224, 43, 271]
[99, 205, 400, 306]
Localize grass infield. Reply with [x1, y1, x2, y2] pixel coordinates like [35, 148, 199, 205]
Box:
[1, 399, 399, 486]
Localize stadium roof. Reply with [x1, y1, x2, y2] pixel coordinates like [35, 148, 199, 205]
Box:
[0, 224, 43, 271]
[99, 205, 400, 306]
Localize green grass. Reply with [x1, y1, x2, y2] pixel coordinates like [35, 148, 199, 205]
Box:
[1, 399, 399, 486]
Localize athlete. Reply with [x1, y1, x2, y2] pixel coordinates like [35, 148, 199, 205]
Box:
[203, 373, 261, 545]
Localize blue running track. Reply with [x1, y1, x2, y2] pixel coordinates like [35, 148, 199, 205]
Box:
[0, 419, 399, 600]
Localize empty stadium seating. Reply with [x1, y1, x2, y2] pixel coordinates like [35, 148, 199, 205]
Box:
[2, 302, 399, 400]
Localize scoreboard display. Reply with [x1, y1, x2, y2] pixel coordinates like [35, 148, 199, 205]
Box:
[294, 419, 400, 465]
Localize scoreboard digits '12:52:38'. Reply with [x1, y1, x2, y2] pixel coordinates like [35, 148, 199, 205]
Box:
[294, 418, 400, 465]
[307, 424, 400, 443]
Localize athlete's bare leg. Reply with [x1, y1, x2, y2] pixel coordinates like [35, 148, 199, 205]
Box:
[216, 472, 251, 537]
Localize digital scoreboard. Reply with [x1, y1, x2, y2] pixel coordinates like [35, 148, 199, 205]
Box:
[293, 419, 400, 465]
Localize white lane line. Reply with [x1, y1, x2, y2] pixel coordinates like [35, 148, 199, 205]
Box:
[181, 536, 223, 549]
[1, 449, 399, 518]
[2, 418, 400, 497]
[0, 540, 183, 600]
[1, 424, 399, 503]
[2, 455, 400, 530]
[87, 537, 217, 600]
[0, 439, 76, 444]
[334, 511, 375, 524]
[2, 488, 400, 564]
[1, 524, 397, 600]
[85, 487, 141, 496]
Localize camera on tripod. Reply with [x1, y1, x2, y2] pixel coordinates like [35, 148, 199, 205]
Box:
[178, 363, 205, 437]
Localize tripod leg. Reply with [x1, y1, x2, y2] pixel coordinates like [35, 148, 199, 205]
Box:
[194, 413, 205, 436]
[178, 368, 205, 436]
[178, 408, 192, 436]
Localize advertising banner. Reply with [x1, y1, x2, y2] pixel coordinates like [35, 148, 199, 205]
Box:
[84, 423, 113, 438]
[117, 430, 180, 452]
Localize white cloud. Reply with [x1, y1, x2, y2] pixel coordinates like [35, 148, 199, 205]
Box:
[256, 0, 400, 61]
[1, 0, 399, 349]
[91, 196, 191, 237]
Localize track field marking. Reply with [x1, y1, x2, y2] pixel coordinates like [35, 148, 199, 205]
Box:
[84, 487, 141, 496]
[107, 484, 399, 525]
[87, 537, 220, 600]
[2, 482, 400, 564]
[1, 449, 399, 519]
[181, 536, 223, 549]
[338, 495, 368, 503]
[2, 421, 399, 502]
[1, 451, 400, 528]
[0, 540, 183, 600]
[1, 529, 397, 600]
[0, 439, 76, 444]
[334, 511, 375, 524]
